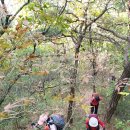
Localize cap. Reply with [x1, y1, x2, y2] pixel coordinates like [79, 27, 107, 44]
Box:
[89, 117, 98, 127]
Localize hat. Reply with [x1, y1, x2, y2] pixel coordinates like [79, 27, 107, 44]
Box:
[37, 114, 48, 125]
[89, 117, 98, 127]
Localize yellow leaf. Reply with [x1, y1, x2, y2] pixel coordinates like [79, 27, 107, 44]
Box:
[53, 95, 61, 101]
[118, 92, 130, 96]
[75, 96, 84, 102]
[64, 95, 83, 102]
[81, 105, 93, 113]
[31, 70, 49, 76]
[23, 99, 34, 106]
[0, 39, 12, 50]
[0, 112, 9, 119]
[64, 95, 75, 101]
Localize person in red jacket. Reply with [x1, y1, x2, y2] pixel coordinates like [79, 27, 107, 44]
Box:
[86, 116, 105, 130]
[90, 93, 102, 114]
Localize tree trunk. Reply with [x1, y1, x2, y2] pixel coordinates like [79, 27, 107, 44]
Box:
[104, 1, 130, 123]
[104, 62, 130, 123]
[67, 46, 80, 124]
[89, 26, 97, 92]
[125, 0, 130, 65]
[66, 1, 110, 124]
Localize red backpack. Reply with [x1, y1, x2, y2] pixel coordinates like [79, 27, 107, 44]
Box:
[88, 114, 98, 119]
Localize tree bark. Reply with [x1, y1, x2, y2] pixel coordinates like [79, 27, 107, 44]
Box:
[89, 26, 97, 92]
[67, 44, 80, 124]
[104, 1, 130, 123]
[124, 0, 130, 65]
[104, 62, 130, 123]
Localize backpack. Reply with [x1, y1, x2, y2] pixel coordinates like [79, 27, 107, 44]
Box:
[88, 114, 98, 119]
[95, 96, 100, 102]
[88, 124, 100, 130]
[50, 114, 65, 129]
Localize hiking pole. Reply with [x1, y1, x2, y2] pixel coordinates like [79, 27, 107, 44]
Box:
[93, 106, 95, 114]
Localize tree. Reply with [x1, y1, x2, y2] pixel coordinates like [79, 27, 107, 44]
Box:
[103, 0, 130, 123]
[66, 0, 111, 124]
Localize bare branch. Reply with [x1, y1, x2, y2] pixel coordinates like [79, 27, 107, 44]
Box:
[94, 32, 123, 49]
[8, 0, 31, 25]
[66, 12, 79, 22]
[97, 25, 128, 41]
[1, 0, 8, 13]
[0, 74, 22, 106]
[87, 0, 111, 27]
[1, 0, 4, 4]
[58, 0, 68, 16]
[0, 46, 16, 61]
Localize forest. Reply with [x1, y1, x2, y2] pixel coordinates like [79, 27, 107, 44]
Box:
[0, 0, 130, 130]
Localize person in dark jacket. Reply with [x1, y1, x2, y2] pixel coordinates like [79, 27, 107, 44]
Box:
[90, 93, 102, 114]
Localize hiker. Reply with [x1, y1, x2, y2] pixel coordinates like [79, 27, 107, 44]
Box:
[90, 93, 102, 114]
[32, 112, 65, 130]
[86, 114, 105, 130]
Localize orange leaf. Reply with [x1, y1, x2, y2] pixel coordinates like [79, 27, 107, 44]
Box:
[17, 41, 32, 49]
[16, 23, 21, 31]
[29, 54, 38, 59]
[128, 86, 130, 91]
[25, 54, 40, 61]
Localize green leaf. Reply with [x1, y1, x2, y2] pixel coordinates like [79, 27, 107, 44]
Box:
[28, 2, 35, 10]
[43, 3, 50, 8]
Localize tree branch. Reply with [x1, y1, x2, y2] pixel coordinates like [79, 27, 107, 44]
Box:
[0, 74, 21, 106]
[94, 31, 124, 50]
[1, 0, 4, 4]
[97, 25, 128, 41]
[58, 0, 68, 16]
[0, 0, 31, 36]
[86, 0, 111, 28]
[8, 0, 31, 25]
[1, 0, 8, 13]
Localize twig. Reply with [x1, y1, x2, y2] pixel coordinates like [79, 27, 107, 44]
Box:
[86, 0, 112, 28]
[8, 0, 31, 25]
[97, 25, 128, 41]
[58, 0, 68, 16]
